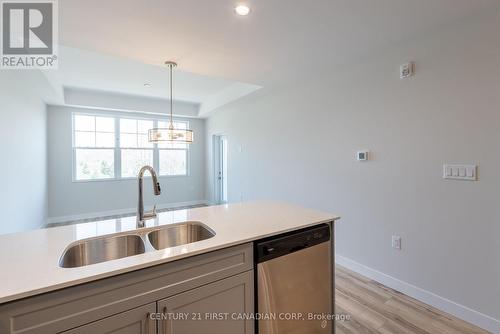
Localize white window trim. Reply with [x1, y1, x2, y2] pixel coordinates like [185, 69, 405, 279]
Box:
[71, 112, 191, 182]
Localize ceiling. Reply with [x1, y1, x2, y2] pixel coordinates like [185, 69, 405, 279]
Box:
[54, 47, 244, 103]
[58, 0, 499, 89]
[43, 46, 260, 116]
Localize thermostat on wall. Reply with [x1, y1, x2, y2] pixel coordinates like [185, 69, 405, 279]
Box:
[357, 150, 369, 161]
[400, 62, 415, 79]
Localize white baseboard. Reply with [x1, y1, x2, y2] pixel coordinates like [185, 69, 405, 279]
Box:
[336, 255, 500, 334]
[46, 200, 209, 225]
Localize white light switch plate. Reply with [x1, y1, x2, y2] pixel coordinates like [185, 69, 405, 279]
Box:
[443, 164, 477, 181]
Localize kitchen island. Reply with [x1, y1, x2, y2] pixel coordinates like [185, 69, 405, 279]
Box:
[0, 201, 339, 333]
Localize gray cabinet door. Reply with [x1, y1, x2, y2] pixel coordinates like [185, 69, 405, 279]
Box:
[157, 271, 254, 334]
[62, 303, 156, 334]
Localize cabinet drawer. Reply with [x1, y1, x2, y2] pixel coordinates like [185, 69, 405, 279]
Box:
[62, 303, 156, 334]
[0, 243, 253, 334]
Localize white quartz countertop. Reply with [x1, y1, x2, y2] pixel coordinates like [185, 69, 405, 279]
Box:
[0, 201, 339, 304]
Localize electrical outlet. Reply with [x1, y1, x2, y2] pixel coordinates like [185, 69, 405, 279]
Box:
[356, 150, 369, 161]
[392, 235, 402, 250]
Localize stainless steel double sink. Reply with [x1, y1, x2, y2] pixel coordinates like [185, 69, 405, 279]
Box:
[59, 222, 215, 268]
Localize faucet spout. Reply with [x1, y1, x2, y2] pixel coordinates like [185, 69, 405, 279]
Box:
[137, 166, 161, 228]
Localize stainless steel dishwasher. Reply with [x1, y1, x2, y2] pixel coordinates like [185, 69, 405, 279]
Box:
[255, 224, 333, 334]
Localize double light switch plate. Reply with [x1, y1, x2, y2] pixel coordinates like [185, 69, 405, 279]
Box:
[443, 164, 477, 181]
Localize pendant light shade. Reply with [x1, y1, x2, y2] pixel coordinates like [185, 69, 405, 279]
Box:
[149, 61, 194, 144]
[149, 127, 194, 143]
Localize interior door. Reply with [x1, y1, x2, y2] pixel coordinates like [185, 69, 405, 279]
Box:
[220, 135, 228, 203]
[213, 135, 228, 204]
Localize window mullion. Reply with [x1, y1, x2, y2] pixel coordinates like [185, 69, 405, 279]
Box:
[135, 120, 139, 148]
[115, 117, 121, 179]
[153, 119, 159, 172]
[186, 147, 189, 177]
[93, 116, 97, 147]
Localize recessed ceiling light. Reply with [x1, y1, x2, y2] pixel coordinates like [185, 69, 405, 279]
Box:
[235, 5, 250, 16]
[144, 83, 152, 87]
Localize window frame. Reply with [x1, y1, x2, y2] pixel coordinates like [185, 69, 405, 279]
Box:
[71, 112, 191, 182]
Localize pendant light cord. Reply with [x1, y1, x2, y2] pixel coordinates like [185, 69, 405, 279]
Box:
[169, 63, 174, 130]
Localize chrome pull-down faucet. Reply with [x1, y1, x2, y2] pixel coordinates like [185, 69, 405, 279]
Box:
[137, 166, 161, 228]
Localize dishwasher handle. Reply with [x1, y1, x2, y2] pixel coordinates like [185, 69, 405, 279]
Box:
[256, 224, 330, 263]
[289, 244, 307, 253]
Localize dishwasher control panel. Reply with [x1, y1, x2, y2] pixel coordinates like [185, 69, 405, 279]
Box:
[255, 224, 331, 263]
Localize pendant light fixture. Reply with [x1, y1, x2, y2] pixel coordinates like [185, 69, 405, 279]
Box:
[148, 61, 194, 143]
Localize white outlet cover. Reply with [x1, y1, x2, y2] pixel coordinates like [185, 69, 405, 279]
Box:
[392, 235, 402, 250]
[356, 150, 369, 161]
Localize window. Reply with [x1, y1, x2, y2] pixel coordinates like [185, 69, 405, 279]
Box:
[157, 121, 188, 176]
[72, 113, 190, 181]
[120, 118, 154, 178]
[74, 115, 115, 180]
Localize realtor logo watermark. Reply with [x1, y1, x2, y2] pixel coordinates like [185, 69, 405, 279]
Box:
[1, 0, 58, 69]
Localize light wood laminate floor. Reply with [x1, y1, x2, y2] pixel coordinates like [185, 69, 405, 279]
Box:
[335, 266, 490, 334]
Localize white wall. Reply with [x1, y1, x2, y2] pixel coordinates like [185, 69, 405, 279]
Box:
[48, 105, 206, 221]
[0, 71, 49, 234]
[205, 9, 500, 331]
[63, 87, 200, 117]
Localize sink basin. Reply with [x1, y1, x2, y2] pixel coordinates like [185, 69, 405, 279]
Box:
[147, 222, 215, 250]
[59, 222, 215, 268]
[59, 234, 145, 268]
